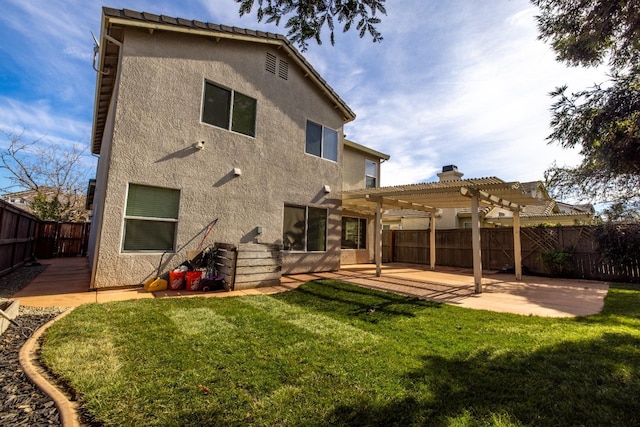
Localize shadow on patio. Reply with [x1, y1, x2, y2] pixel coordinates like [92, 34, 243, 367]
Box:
[283, 263, 609, 318]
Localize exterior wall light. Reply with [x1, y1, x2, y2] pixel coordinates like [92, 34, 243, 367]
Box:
[194, 141, 205, 150]
[323, 185, 331, 193]
[233, 168, 242, 176]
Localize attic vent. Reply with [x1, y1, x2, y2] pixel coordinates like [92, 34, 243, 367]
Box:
[278, 59, 289, 80]
[265, 52, 276, 74]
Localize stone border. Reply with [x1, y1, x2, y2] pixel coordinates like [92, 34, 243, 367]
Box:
[19, 308, 81, 427]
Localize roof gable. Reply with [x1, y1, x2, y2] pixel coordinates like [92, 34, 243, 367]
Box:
[91, 7, 356, 154]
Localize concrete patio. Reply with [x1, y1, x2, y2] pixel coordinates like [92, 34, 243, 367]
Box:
[287, 263, 609, 317]
[10, 258, 609, 317]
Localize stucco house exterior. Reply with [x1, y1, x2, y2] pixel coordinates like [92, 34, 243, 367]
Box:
[341, 139, 390, 264]
[87, 8, 385, 289]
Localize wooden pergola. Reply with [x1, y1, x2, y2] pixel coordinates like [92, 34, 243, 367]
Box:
[342, 178, 547, 293]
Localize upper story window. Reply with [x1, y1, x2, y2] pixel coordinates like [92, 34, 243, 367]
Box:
[365, 160, 378, 188]
[202, 81, 257, 137]
[305, 120, 338, 162]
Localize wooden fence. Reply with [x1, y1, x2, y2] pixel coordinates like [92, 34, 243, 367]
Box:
[383, 226, 640, 283]
[0, 200, 91, 278]
[0, 199, 40, 276]
[35, 221, 91, 259]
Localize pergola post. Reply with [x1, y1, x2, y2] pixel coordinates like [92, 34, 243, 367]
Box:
[375, 199, 382, 277]
[513, 209, 522, 280]
[430, 213, 436, 271]
[471, 195, 482, 293]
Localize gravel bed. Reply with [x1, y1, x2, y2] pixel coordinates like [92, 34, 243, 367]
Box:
[0, 264, 48, 299]
[1, 265, 68, 426]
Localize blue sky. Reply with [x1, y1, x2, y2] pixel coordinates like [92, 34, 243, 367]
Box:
[0, 0, 607, 194]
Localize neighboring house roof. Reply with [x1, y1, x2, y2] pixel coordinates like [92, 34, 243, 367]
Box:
[1, 187, 90, 220]
[556, 201, 595, 215]
[92, 7, 356, 155]
[520, 181, 551, 200]
[344, 139, 390, 161]
[3, 187, 59, 200]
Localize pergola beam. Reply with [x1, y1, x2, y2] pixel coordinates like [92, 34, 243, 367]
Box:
[460, 187, 521, 212]
[381, 199, 435, 213]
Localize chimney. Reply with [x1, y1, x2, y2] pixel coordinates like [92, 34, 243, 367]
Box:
[437, 165, 464, 182]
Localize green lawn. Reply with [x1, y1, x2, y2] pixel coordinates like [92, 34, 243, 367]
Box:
[41, 280, 640, 426]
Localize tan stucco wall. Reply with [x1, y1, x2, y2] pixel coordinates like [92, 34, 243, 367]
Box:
[435, 208, 461, 230]
[342, 145, 382, 191]
[90, 29, 346, 288]
[341, 146, 384, 264]
[340, 249, 371, 264]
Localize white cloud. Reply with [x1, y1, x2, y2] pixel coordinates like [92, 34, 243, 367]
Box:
[0, 0, 612, 194]
[0, 97, 90, 145]
[329, 1, 609, 187]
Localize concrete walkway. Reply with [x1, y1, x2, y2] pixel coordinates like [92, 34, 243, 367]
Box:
[10, 257, 303, 307]
[11, 258, 609, 317]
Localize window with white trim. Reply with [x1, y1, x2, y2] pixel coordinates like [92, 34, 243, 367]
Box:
[341, 217, 367, 249]
[122, 184, 180, 252]
[283, 205, 327, 252]
[202, 81, 257, 137]
[365, 160, 378, 188]
[305, 121, 338, 162]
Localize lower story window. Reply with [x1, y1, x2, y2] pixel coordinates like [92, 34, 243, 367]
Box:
[283, 205, 327, 251]
[341, 217, 367, 249]
[122, 184, 180, 252]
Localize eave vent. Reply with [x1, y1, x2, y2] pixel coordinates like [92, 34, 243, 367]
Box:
[278, 59, 289, 80]
[265, 52, 276, 74]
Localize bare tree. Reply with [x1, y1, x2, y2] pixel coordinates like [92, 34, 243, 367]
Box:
[1, 129, 90, 221]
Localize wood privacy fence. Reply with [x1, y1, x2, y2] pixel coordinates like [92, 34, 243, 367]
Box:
[35, 221, 91, 259]
[0, 200, 90, 277]
[383, 226, 640, 283]
[0, 200, 40, 277]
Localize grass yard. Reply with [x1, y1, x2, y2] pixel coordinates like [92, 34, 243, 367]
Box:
[41, 280, 640, 426]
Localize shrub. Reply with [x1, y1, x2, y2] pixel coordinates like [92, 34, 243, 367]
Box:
[539, 248, 574, 276]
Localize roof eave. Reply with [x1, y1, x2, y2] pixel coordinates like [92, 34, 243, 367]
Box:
[90, 12, 110, 155]
[344, 139, 390, 160]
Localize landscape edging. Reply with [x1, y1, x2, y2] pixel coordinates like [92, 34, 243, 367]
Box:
[18, 307, 81, 427]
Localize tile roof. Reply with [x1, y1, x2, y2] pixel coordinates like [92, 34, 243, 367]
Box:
[103, 7, 290, 42]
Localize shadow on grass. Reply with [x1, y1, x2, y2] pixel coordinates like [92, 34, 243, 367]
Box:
[328, 332, 640, 426]
[276, 280, 442, 323]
